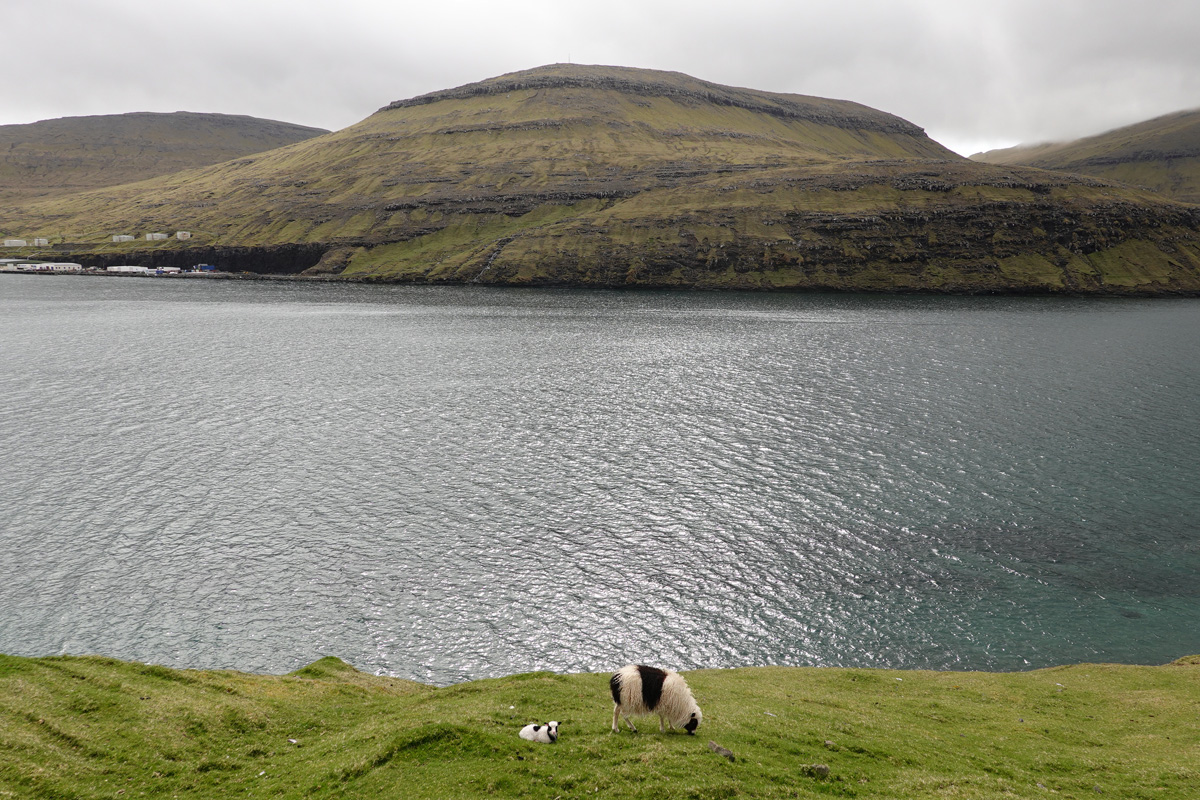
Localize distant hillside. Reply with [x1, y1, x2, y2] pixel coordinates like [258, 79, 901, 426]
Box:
[0, 112, 328, 204]
[972, 110, 1200, 203]
[5, 65, 1200, 294]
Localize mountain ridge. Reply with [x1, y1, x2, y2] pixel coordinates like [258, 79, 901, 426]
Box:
[0, 111, 328, 204]
[972, 109, 1200, 203]
[382, 63, 928, 136]
[5, 65, 1200, 294]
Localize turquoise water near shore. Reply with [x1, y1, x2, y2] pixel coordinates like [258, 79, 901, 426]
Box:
[1, 276, 1197, 684]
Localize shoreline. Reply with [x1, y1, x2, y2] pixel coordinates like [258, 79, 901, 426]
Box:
[5, 267, 1200, 298]
[4, 649, 1197, 687]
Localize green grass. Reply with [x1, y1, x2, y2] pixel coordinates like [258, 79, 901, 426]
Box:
[996, 253, 1068, 288]
[2, 653, 1197, 799]
[1087, 239, 1200, 287]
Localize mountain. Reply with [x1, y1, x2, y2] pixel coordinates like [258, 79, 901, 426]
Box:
[5, 65, 1200, 294]
[0, 112, 328, 204]
[972, 109, 1200, 204]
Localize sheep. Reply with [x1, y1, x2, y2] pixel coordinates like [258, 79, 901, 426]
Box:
[518, 721, 559, 743]
[610, 664, 702, 735]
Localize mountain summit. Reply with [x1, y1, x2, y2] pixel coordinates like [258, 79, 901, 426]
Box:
[5, 65, 1200, 293]
[382, 63, 936, 139]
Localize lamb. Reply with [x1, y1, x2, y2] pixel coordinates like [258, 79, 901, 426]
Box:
[518, 721, 559, 743]
[610, 664, 702, 735]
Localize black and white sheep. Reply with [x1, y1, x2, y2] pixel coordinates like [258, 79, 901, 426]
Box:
[610, 664, 702, 735]
[518, 721, 559, 743]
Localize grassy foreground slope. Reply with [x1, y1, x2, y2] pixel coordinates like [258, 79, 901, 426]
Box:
[2, 654, 1197, 799]
[973, 109, 1200, 204]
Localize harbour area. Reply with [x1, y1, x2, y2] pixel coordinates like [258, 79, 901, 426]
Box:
[2, 258, 224, 276]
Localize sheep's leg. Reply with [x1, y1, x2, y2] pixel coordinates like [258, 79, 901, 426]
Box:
[612, 706, 637, 733]
[659, 715, 665, 732]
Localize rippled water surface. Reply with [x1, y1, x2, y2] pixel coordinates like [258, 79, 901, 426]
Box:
[2, 276, 1198, 684]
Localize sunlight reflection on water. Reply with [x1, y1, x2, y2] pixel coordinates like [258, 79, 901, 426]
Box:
[1, 277, 1198, 684]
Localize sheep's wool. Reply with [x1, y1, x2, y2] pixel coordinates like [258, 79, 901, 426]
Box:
[519, 721, 559, 743]
[610, 664, 702, 733]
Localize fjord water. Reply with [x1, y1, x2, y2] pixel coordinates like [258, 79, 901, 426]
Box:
[2, 277, 1197, 684]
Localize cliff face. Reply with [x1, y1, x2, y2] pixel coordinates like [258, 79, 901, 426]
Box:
[7, 66, 1200, 294]
[338, 161, 1200, 294]
[46, 243, 329, 275]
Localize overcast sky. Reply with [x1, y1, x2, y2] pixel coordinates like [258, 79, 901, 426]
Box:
[6, 0, 1200, 156]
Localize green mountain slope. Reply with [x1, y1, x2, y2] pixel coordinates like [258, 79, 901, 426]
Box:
[0, 111, 328, 204]
[6, 65, 1200, 294]
[972, 109, 1200, 203]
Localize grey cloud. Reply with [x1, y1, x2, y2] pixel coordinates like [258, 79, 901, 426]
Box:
[5, 0, 1199, 156]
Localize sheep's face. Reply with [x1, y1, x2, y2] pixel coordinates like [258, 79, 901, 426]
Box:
[684, 712, 700, 735]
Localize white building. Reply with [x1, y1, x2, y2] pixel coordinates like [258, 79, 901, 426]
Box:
[32, 238, 49, 246]
[4, 239, 28, 247]
[107, 265, 150, 274]
[176, 231, 192, 240]
[146, 232, 168, 241]
[112, 235, 135, 243]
